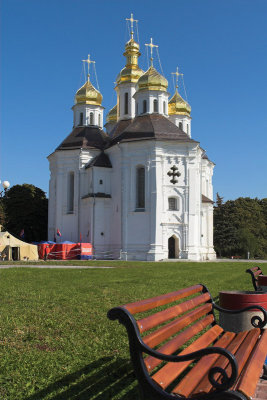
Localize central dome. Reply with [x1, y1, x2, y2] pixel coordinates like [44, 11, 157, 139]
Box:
[137, 66, 168, 92]
[75, 80, 103, 106]
[116, 38, 144, 85]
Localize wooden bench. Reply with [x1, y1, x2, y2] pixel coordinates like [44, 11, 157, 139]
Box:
[246, 267, 263, 291]
[108, 284, 267, 400]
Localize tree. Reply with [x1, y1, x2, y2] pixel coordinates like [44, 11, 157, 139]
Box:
[213, 194, 238, 257]
[3, 184, 48, 242]
[214, 195, 267, 259]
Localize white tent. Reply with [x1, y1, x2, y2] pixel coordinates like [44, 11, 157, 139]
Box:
[0, 231, 39, 261]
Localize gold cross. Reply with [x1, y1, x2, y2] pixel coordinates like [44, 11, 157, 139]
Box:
[171, 67, 183, 90]
[82, 54, 95, 81]
[145, 38, 158, 67]
[126, 13, 138, 40]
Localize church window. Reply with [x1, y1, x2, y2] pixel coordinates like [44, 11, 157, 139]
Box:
[179, 122, 183, 130]
[143, 100, 147, 114]
[67, 171, 74, 213]
[98, 114, 101, 126]
[163, 101, 166, 114]
[168, 197, 178, 211]
[90, 112, 94, 125]
[124, 92, 129, 115]
[187, 124, 189, 134]
[153, 99, 158, 113]
[136, 166, 145, 209]
[99, 179, 103, 184]
[79, 112, 83, 126]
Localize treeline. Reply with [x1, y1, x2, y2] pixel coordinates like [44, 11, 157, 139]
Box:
[0, 184, 48, 242]
[214, 194, 267, 259]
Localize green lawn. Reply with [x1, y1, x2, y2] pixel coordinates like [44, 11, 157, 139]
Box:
[0, 262, 264, 400]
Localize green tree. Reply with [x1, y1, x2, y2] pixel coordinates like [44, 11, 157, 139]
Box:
[4, 184, 48, 242]
[213, 194, 238, 257]
[214, 196, 267, 259]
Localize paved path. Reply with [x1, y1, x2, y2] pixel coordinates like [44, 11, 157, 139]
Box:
[254, 378, 267, 399]
[162, 258, 267, 263]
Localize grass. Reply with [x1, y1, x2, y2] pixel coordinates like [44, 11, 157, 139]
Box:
[0, 261, 265, 400]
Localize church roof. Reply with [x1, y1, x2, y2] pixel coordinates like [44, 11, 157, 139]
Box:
[202, 194, 214, 204]
[56, 126, 110, 151]
[109, 118, 133, 138]
[109, 114, 198, 145]
[85, 152, 112, 169]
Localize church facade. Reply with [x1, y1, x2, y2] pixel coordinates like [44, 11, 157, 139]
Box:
[48, 19, 216, 261]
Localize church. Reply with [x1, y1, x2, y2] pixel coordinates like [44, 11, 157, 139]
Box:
[48, 15, 216, 261]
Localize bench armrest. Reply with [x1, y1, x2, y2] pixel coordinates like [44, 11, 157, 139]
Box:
[108, 306, 238, 393]
[212, 302, 267, 328]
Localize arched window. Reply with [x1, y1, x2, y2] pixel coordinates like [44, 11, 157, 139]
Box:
[187, 124, 189, 134]
[124, 92, 129, 115]
[98, 114, 101, 126]
[136, 166, 145, 209]
[153, 99, 158, 113]
[163, 101, 166, 114]
[143, 100, 147, 114]
[67, 172, 74, 213]
[168, 197, 178, 211]
[79, 112, 83, 126]
[179, 122, 183, 130]
[90, 112, 94, 125]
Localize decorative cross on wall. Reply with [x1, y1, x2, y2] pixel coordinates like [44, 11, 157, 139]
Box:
[167, 165, 181, 184]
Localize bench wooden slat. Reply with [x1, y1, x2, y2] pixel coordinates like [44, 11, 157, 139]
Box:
[225, 329, 260, 381]
[172, 331, 236, 397]
[191, 330, 249, 395]
[143, 303, 213, 348]
[250, 267, 262, 272]
[254, 270, 263, 277]
[236, 330, 267, 398]
[151, 325, 223, 389]
[137, 292, 211, 333]
[145, 314, 215, 372]
[123, 284, 203, 314]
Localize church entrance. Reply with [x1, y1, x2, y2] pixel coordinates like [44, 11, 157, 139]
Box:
[168, 236, 179, 259]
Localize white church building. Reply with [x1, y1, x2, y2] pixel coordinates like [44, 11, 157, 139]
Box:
[48, 16, 216, 261]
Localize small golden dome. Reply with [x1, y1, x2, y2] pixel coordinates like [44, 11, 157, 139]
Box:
[137, 66, 168, 92]
[106, 104, 117, 123]
[116, 38, 144, 85]
[168, 90, 191, 116]
[75, 79, 103, 106]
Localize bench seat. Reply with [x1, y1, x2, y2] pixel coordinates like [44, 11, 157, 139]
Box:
[108, 284, 267, 400]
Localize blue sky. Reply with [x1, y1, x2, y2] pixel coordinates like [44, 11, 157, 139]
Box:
[1, 0, 267, 201]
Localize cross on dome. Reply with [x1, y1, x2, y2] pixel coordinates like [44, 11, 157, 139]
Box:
[126, 13, 138, 40]
[82, 54, 95, 81]
[145, 38, 158, 67]
[171, 67, 183, 90]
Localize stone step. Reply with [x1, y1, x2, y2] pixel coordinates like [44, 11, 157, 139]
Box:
[253, 379, 267, 400]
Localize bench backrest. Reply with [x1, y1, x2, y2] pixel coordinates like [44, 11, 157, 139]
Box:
[246, 267, 263, 290]
[120, 284, 218, 388]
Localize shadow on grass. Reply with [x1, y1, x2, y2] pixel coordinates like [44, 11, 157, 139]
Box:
[25, 356, 139, 400]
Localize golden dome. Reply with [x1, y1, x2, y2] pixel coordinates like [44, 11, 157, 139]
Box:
[168, 90, 191, 116]
[75, 79, 103, 106]
[116, 39, 144, 85]
[137, 66, 168, 92]
[106, 104, 117, 123]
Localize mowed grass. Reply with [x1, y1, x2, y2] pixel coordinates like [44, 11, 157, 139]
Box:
[0, 262, 264, 400]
